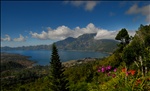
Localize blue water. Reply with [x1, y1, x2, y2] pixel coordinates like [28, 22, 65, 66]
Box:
[1, 50, 109, 66]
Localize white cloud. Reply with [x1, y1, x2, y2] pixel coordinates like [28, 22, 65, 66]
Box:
[30, 26, 72, 40]
[30, 23, 98, 40]
[126, 4, 150, 23]
[1, 35, 11, 41]
[30, 23, 136, 41]
[85, 1, 99, 11]
[13, 34, 26, 42]
[128, 31, 136, 37]
[1, 34, 27, 42]
[64, 1, 100, 11]
[94, 29, 135, 40]
[94, 30, 117, 40]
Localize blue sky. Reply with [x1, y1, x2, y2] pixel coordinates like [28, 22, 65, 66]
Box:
[1, 1, 150, 47]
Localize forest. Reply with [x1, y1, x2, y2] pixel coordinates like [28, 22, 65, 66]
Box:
[1, 24, 150, 91]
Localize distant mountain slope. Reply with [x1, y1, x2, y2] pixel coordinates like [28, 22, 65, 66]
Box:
[1, 33, 119, 53]
[55, 33, 118, 52]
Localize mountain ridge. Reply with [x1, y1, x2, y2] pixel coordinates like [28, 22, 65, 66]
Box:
[1, 33, 119, 53]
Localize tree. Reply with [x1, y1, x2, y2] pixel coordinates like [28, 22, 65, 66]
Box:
[115, 28, 130, 52]
[115, 28, 130, 44]
[49, 43, 69, 91]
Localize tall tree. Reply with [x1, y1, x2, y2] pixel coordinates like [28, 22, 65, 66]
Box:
[115, 28, 130, 52]
[49, 43, 69, 91]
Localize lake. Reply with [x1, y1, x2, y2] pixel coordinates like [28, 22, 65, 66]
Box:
[1, 50, 109, 66]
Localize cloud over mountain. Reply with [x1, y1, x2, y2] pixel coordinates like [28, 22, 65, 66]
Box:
[94, 30, 117, 40]
[1, 24, 136, 43]
[94, 29, 135, 40]
[30, 23, 135, 41]
[30, 23, 98, 40]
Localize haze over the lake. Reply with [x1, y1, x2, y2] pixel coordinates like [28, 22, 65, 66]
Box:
[1, 1, 149, 47]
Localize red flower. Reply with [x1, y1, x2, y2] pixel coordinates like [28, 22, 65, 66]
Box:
[129, 70, 136, 76]
[122, 68, 126, 72]
[112, 74, 116, 78]
[136, 79, 142, 86]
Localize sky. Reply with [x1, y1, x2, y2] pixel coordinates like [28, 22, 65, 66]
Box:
[1, 1, 150, 47]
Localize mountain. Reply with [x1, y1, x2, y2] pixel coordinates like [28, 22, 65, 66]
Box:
[1, 33, 119, 53]
[55, 33, 118, 52]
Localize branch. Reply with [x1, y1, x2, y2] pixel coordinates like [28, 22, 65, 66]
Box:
[134, 61, 139, 68]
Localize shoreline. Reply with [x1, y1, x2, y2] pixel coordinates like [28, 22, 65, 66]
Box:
[1, 52, 35, 67]
[1, 51, 108, 67]
[62, 57, 101, 68]
[1, 49, 113, 54]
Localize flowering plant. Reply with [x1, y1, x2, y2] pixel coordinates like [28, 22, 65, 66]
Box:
[97, 65, 117, 78]
[95, 65, 147, 91]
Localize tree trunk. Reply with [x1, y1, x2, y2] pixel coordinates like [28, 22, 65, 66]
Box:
[145, 66, 147, 76]
[139, 56, 144, 76]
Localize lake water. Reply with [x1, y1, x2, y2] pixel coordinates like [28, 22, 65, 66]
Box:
[1, 50, 109, 66]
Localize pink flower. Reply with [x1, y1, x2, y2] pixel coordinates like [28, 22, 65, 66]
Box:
[101, 67, 105, 72]
[106, 66, 111, 70]
[98, 69, 101, 72]
[114, 68, 117, 72]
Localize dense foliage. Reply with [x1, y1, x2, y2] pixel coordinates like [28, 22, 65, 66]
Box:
[1, 61, 25, 72]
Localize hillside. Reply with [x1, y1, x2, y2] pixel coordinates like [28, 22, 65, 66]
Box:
[55, 33, 118, 52]
[1, 33, 118, 53]
[1, 52, 35, 69]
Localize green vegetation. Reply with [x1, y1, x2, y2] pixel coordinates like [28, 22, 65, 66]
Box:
[1, 61, 25, 72]
[1, 24, 150, 91]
